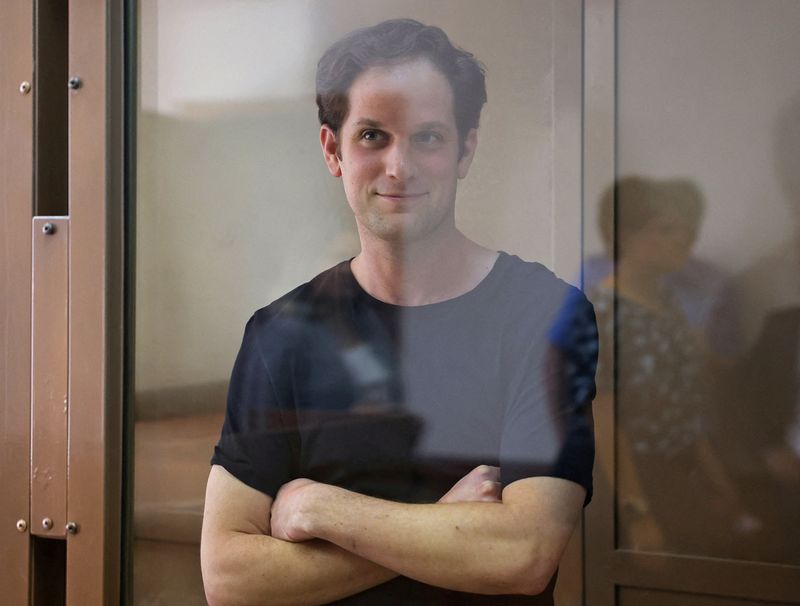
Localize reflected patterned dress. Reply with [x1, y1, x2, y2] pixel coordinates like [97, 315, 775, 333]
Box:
[592, 286, 727, 554]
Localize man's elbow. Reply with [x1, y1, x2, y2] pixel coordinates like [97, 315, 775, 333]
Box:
[201, 552, 235, 606]
[201, 536, 251, 606]
[203, 580, 229, 606]
[501, 551, 559, 596]
[202, 570, 231, 606]
[202, 560, 260, 606]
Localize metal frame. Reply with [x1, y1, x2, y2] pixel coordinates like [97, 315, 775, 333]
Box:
[31, 217, 70, 541]
[583, 1, 616, 605]
[550, 1, 588, 604]
[0, 0, 35, 603]
[1, 0, 125, 603]
[65, 0, 125, 603]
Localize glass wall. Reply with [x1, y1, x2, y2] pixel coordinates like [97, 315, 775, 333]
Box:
[131, 0, 800, 603]
[133, 1, 577, 603]
[587, 0, 800, 569]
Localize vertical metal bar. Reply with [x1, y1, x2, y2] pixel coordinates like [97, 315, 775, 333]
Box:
[551, 1, 588, 604]
[583, 0, 617, 605]
[66, 0, 125, 603]
[552, 0, 586, 285]
[31, 217, 70, 540]
[120, 1, 138, 602]
[0, 0, 35, 603]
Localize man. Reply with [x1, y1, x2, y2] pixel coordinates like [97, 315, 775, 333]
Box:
[201, 19, 597, 605]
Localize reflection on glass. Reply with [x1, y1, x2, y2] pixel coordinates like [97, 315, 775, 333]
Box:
[134, 2, 584, 604]
[604, 0, 800, 565]
[130, 0, 800, 602]
[717, 94, 800, 565]
[591, 177, 753, 556]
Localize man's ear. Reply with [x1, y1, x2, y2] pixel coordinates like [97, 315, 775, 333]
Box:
[320, 125, 342, 177]
[457, 128, 478, 179]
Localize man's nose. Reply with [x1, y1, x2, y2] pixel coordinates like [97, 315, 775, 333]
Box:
[384, 143, 414, 181]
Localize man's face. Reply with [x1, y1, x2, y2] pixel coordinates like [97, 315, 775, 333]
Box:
[320, 59, 477, 246]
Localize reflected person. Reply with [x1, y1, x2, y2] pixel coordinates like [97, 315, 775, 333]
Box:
[584, 178, 741, 360]
[721, 94, 800, 563]
[201, 19, 597, 605]
[590, 176, 755, 555]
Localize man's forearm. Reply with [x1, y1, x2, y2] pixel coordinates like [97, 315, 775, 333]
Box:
[275, 477, 582, 596]
[203, 464, 505, 605]
[203, 530, 396, 606]
[201, 466, 396, 606]
[304, 488, 538, 595]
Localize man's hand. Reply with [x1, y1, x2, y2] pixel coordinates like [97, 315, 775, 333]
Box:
[439, 465, 502, 503]
[265, 468, 584, 594]
[270, 478, 319, 542]
[271, 465, 501, 543]
[202, 466, 401, 605]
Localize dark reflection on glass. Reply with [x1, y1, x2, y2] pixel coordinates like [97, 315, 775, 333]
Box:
[714, 95, 800, 565]
[590, 177, 758, 557]
[611, 0, 800, 570]
[585, 179, 740, 360]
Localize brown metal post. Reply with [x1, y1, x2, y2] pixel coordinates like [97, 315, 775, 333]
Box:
[0, 0, 35, 604]
[65, 0, 125, 603]
[31, 218, 70, 540]
[583, 0, 616, 605]
[550, 1, 588, 603]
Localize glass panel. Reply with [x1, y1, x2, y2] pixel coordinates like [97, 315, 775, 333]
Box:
[592, 0, 800, 563]
[133, 1, 582, 604]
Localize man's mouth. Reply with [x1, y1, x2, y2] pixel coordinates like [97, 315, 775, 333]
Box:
[376, 192, 427, 200]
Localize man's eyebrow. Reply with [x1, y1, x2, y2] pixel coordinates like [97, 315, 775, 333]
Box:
[351, 119, 452, 131]
[353, 119, 383, 128]
[417, 121, 450, 131]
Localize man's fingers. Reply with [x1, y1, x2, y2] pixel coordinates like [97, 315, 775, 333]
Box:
[439, 466, 502, 503]
[479, 480, 502, 502]
[479, 465, 500, 482]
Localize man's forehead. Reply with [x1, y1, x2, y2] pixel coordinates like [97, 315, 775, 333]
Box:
[345, 61, 457, 127]
[352, 59, 449, 90]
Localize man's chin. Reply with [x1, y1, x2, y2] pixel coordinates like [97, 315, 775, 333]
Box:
[357, 207, 453, 247]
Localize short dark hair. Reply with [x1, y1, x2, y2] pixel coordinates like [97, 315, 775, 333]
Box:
[598, 176, 705, 254]
[316, 19, 487, 150]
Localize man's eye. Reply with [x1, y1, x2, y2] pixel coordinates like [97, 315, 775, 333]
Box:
[360, 129, 385, 142]
[413, 131, 444, 145]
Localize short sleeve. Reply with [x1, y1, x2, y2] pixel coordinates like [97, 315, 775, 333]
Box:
[500, 289, 598, 505]
[210, 315, 299, 498]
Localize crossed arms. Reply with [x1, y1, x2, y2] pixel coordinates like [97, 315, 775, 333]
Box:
[201, 464, 585, 606]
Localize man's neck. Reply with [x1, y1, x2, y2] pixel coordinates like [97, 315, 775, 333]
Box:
[351, 229, 499, 307]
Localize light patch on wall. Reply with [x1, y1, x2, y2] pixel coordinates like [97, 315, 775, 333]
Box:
[145, 0, 315, 115]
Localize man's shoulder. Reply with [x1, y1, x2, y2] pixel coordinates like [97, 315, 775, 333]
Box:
[495, 253, 595, 351]
[249, 259, 353, 335]
[497, 252, 585, 313]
